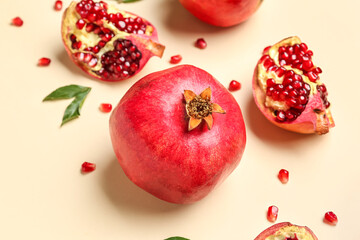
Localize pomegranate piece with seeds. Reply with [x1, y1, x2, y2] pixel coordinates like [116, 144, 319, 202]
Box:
[229, 80, 241, 91]
[253, 36, 334, 134]
[38, 57, 51, 66]
[99, 103, 112, 113]
[170, 54, 182, 64]
[324, 211, 338, 225]
[278, 169, 289, 184]
[61, 0, 165, 82]
[255, 222, 318, 240]
[12, 17, 23, 27]
[54, 0, 63, 11]
[195, 38, 207, 49]
[81, 161, 96, 173]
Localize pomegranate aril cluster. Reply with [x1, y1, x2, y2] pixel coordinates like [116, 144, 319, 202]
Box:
[278, 43, 321, 83]
[95, 39, 142, 80]
[75, 0, 147, 35]
[263, 65, 311, 122]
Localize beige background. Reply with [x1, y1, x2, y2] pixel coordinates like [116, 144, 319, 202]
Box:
[1, 0, 359, 239]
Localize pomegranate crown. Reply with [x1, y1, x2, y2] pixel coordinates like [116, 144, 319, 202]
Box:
[184, 87, 226, 131]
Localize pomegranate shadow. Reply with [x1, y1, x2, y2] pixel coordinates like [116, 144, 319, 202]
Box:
[101, 158, 187, 215]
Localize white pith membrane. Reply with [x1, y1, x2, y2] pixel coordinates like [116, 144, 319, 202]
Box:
[255, 36, 334, 134]
[61, 1, 164, 81]
[265, 226, 315, 240]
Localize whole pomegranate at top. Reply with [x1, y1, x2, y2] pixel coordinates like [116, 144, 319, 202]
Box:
[178, 0, 263, 27]
[254, 222, 318, 240]
[109, 65, 246, 204]
[253, 36, 334, 134]
[61, 0, 165, 82]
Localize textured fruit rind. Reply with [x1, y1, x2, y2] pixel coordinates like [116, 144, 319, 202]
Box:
[109, 65, 246, 204]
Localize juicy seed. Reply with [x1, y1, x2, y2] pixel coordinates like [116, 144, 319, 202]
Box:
[278, 169, 289, 184]
[170, 54, 182, 64]
[267, 205, 279, 223]
[76, 19, 86, 29]
[228, 80, 241, 91]
[12, 17, 23, 27]
[195, 38, 207, 49]
[99, 103, 112, 113]
[276, 110, 286, 122]
[324, 211, 338, 225]
[54, 0, 63, 11]
[81, 162, 96, 173]
[38, 57, 51, 66]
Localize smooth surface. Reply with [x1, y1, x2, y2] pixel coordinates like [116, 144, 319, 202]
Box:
[1, 0, 359, 239]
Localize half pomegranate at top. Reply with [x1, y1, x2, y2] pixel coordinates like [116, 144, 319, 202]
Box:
[253, 36, 334, 134]
[61, 0, 165, 82]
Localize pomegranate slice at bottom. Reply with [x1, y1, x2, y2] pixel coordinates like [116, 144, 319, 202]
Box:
[254, 222, 318, 240]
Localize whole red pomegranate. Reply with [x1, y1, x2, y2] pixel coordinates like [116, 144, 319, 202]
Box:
[61, 0, 165, 82]
[178, 0, 263, 27]
[253, 36, 335, 134]
[254, 222, 318, 240]
[109, 65, 246, 204]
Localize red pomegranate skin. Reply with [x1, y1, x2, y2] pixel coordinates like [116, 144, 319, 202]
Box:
[179, 0, 262, 27]
[109, 65, 246, 204]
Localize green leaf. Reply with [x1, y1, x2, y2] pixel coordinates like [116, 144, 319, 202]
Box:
[164, 237, 190, 240]
[43, 85, 91, 126]
[43, 84, 90, 101]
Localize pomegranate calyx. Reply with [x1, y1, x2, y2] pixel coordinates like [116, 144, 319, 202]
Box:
[184, 87, 226, 131]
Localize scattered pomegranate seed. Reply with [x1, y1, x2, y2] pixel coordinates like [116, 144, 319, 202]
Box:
[12, 17, 23, 27]
[81, 162, 96, 173]
[38, 57, 51, 66]
[228, 80, 241, 91]
[324, 211, 338, 226]
[54, 0, 63, 11]
[267, 205, 279, 222]
[99, 103, 112, 113]
[278, 169, 289, 184]
[195, 38, 207, 49]
[170, 55, 182, 64]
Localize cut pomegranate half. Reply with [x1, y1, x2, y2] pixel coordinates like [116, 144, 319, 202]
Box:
[61, 0, 165, 82]
[253, 36, 334, 134]
[254, 222, 318, 240]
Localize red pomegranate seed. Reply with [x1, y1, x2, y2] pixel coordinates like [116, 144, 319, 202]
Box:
[195, 38, 207, 49]
[278, 169, 289, 184]
[276, 111, 286, 122]
[228, 80, 241, 91]
[81, 162, 96, 173]
[54, 0, 63, 11]
[324, 211, 338, 225]
[38, 57, 51, 66]
[76, 19, 86, 29]
[99, 103, 112, 113]
[170, 54, 182, 64]
[12, 17, 23, 27]
[267, 205, 279, 222]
